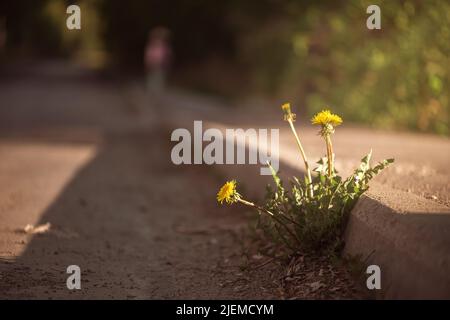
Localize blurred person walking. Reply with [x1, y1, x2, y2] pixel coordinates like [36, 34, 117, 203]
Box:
[144, 27, 172, 96]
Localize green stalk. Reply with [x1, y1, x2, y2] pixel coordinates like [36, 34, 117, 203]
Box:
[325, 134, 334, 177]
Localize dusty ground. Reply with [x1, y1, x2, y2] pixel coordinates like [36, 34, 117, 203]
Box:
[0, 62, 362, 299]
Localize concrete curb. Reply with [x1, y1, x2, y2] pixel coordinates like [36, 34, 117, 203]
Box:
[344, 186, 450, 299]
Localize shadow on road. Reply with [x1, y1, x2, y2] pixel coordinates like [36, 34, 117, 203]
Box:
[0, 65, 261, 299]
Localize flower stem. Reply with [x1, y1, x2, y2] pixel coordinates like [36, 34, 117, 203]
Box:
[287, 119, 314, 197]
[238, 198, 256, 207]
[325, 134, 334, 177]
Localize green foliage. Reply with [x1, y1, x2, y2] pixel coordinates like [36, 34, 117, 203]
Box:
[257, 153, 394, 255]
[237, 0, 450, 135]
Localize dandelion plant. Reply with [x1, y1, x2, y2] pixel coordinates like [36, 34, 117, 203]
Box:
[217, 104, 394, 255]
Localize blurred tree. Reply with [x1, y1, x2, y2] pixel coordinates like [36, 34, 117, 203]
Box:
[0, 0, 61, 56]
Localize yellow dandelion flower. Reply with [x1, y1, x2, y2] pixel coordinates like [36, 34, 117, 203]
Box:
[311, 110, 343, 127]
[217, 180, 239, 204]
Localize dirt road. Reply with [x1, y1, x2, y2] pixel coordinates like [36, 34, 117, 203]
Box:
[0, 63, 263, 299]
[0, 63, 362, 299]
[2, 62, 447, 299]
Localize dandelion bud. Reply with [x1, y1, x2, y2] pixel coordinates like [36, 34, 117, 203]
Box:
[281, 103, 296, 122]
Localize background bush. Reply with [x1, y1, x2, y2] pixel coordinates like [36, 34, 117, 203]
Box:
[233, 0, 449, 135]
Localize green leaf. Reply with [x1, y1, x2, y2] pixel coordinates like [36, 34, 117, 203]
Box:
[267, 161, 282, 190]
